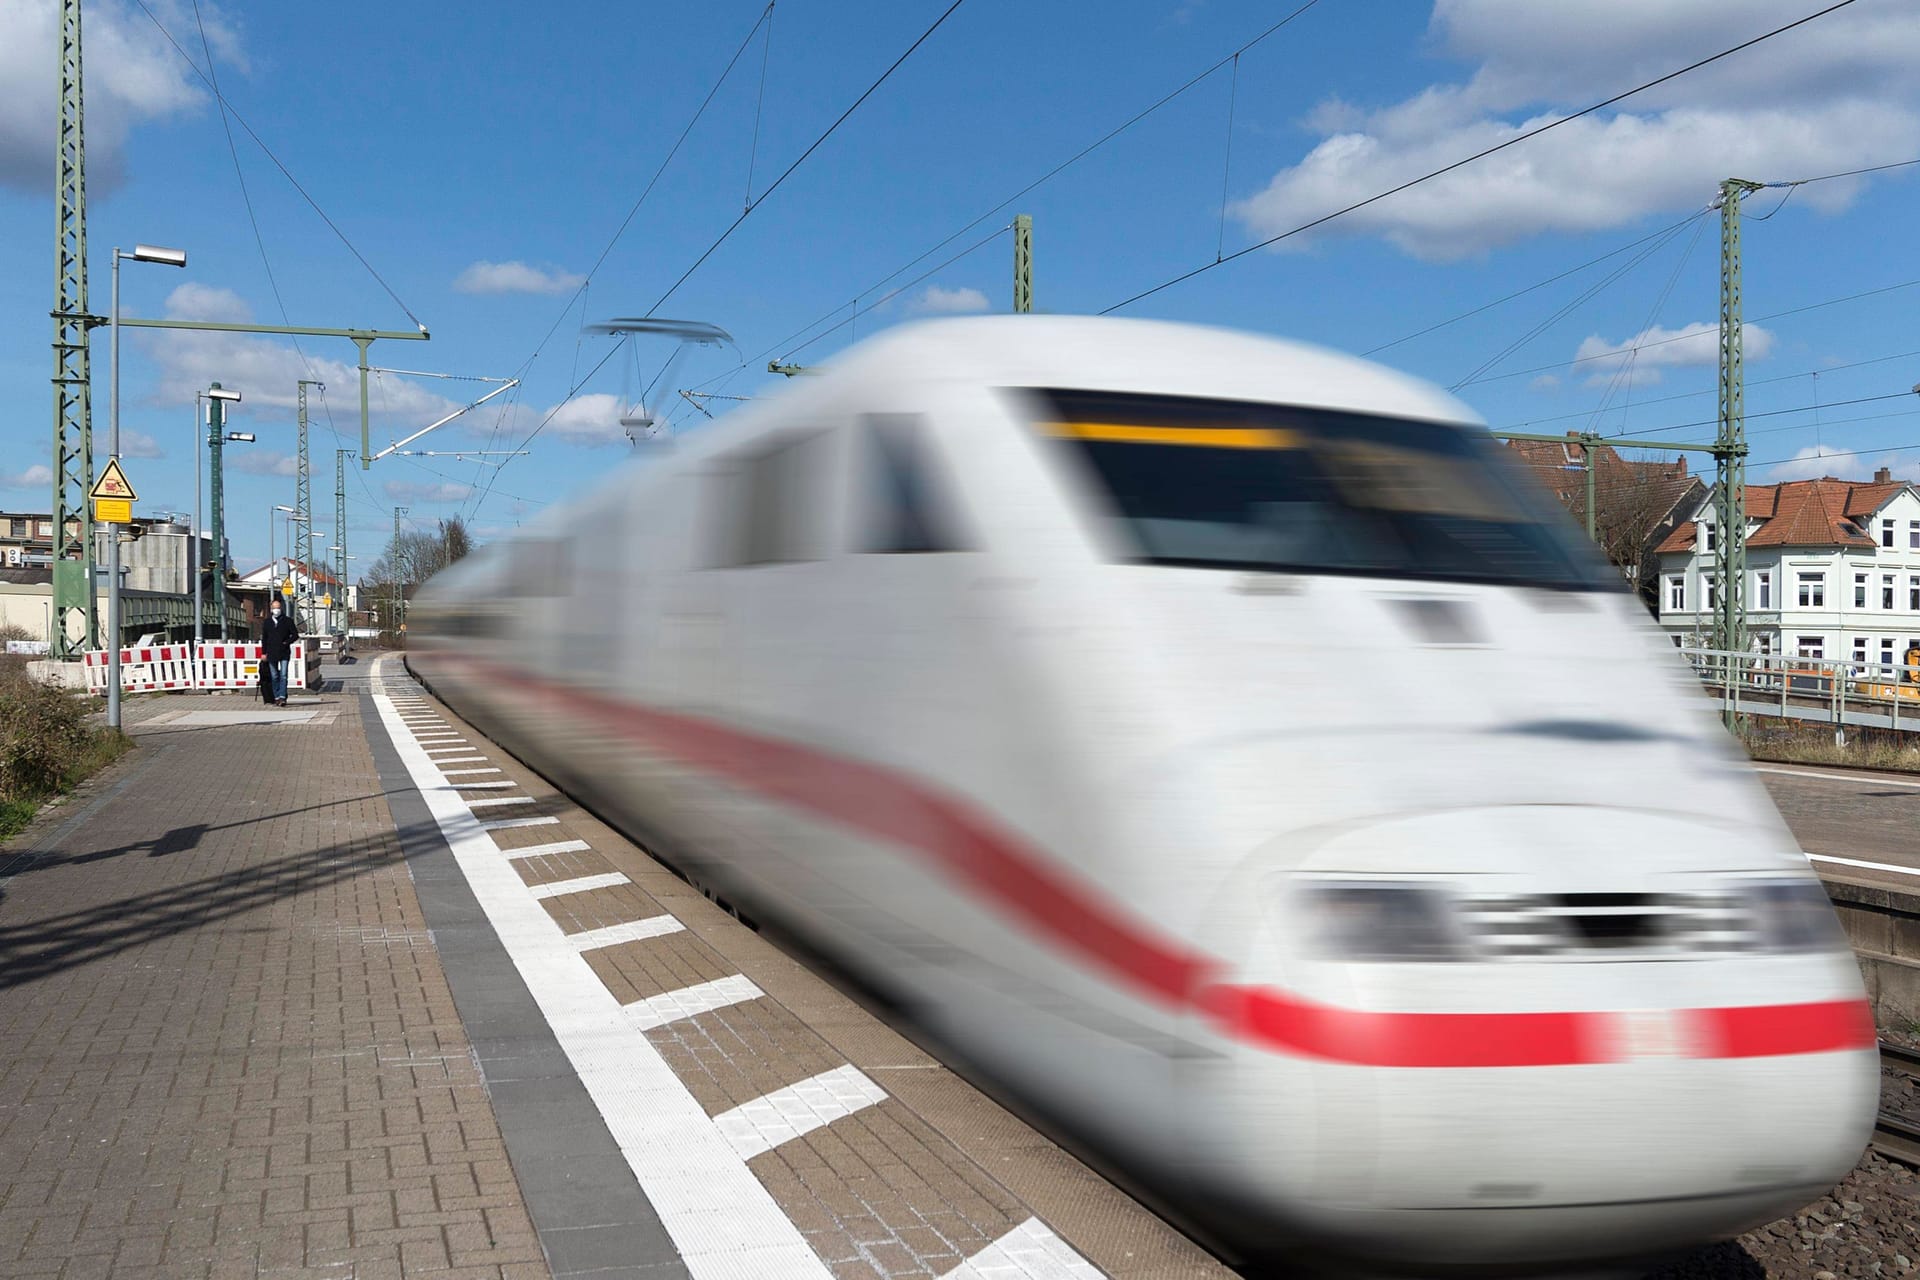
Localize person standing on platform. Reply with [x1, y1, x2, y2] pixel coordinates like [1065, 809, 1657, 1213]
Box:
[260, 598, 300, 707]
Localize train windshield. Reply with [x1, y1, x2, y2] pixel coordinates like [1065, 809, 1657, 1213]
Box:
[1025, 388, 1618, 591]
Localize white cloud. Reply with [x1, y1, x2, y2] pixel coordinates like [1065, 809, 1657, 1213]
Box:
[908, 285, 991, 315]
[453, 261, 586, 296]
[383, 480, 471, 504]
[1572, 320, 1774, 386]
[1232, 1, 1920, 260]
[541, 393, 630, 446]
[135, 283, 464, 431]
[1529, 373, 1560, 392]
[230, 450, 297, 477]
[1767, 444, 1858, 483]
[2, 464, 54, 490]
[119, 430, 165, 460]
[0, 0, 245, 191]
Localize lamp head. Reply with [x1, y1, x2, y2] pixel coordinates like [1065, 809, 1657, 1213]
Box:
[224, 431, 255, 443]
[206, 387, 242, 402]
[131, 244, 187, 268]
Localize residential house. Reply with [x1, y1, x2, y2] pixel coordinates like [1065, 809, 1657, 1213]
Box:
[1505, 436, 1702, 604]
[1653, 467, 1920, 667]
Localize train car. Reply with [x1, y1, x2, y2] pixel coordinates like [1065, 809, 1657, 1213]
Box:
[409, 316, 1876, 1277]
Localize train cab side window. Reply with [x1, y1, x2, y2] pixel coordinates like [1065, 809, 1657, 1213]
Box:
[511, 538, 570, 597]
[859, 415, 967, 554]
[717, 432, 829, 567]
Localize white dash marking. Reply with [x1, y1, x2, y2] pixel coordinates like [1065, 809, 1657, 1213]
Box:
[478, 815, 559, 832]
[498, 839, 591, 861]
[466, 796, 535, 809]
[628, 975, 763, 1031]
[439, 780, 516, 790]
[936, 1217, 1104, 1279]
[1808, 851, 1920, 880]
[568, 915, 685, 953]
[712, 1064, 888, 1161]
[439, 767, 502, 776]
[529, 872, 631, 900]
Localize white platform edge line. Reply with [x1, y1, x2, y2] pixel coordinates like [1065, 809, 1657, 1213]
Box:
[501, 840, 592, 860]
[372, 674, 832, 1278]
[936, 1217, 1106, 1280]
[479, 815, 559, 832]
[530, 872, 631, 900]
[1756, 764, 1920, 790]
[628, 975, 765, 1032]
[1807, 851, 1920, 879]
[711, 1064, 888, 1162]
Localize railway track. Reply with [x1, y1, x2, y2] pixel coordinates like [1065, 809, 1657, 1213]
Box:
[1876, 1039, 1920, 1167]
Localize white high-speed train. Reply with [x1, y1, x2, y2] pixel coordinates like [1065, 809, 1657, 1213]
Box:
[410, 316, 1876, 1277]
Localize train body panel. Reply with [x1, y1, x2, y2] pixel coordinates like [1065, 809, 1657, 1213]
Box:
[411, 316, 1876, 1275]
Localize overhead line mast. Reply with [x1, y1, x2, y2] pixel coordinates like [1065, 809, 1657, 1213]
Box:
[50, 0, 97, 657]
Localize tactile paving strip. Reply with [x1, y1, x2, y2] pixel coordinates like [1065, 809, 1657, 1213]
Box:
[369, 661, 1203, 1279]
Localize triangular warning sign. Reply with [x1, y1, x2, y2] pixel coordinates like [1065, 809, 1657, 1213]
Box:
[90, 458, 138, 502]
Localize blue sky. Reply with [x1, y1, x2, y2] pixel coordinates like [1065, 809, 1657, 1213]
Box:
[2, 0, 1918, 572]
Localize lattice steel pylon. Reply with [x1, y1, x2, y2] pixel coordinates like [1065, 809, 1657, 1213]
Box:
[295, 380, 322, 630]
[50, 0, 99, 657]
[335, 448, 348, 635]
[1712, 178, 1762, 661]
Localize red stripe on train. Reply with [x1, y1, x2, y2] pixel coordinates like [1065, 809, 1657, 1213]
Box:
[422, 651, 1875, 1067]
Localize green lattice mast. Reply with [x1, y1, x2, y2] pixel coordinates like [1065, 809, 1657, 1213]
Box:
[50, 0, 97, 656]
[1713, 178, 1762, 658]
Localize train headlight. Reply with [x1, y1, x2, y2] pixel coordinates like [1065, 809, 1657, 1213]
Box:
[1743, 877, 1847, 952]
[1300, 881, 1467, 962]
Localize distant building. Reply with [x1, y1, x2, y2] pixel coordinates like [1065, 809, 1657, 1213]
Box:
[1653, 467, 1920, 665]
[1504, 436, 1702, 603]
[236, 558, 354, 632]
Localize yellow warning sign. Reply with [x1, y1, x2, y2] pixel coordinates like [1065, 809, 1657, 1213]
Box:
[281, 580, 295, 597]
[92, 497, 132, 525]
[89, 458, 138, 502]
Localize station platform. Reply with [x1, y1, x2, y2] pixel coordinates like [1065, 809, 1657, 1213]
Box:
[0, 656, 1228, 1280]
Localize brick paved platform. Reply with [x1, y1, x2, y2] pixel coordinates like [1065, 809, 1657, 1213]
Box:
[0, 657, 1232, 1280]
[0, 665, 548, 1280]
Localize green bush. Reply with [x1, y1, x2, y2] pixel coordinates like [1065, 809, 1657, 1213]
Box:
[0, 667, 94, 802]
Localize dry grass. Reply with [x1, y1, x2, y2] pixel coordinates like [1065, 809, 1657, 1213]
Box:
[0, 666, 130, 844]
[1738, 720, 1920, 773]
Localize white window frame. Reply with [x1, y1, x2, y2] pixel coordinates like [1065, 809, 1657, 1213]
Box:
[1798, 572, 1824, 608]
[1882, 637, 1898, 669]
[1853, 638, 1869, 666]
[1883, 519, 1896, 548]
[1703, 523, 1716, 552]
[1910, 519, 1920, 550]
[1755, 569, 1772, 610]
[1910, 574, 1920, 612]
[1797, 635, 1826, 659]
[1885, 574, 1898, 611]
[1667, 575, 1685, 612]
[1855, 572, 1869, 609]
[1705, 578, 1718, 611]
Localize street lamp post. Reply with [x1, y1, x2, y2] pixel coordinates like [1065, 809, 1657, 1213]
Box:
[195, 386, 241, 648]
[209, 424, 253, 638]
[107, 244, 187, 731]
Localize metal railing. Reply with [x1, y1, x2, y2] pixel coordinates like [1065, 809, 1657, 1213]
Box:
[1679, 646, 1920, 734]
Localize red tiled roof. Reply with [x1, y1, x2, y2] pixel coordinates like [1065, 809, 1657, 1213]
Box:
[1657, 476, 1911, 554]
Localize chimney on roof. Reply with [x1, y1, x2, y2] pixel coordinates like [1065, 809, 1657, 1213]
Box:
[1875, 466, 1893, 483]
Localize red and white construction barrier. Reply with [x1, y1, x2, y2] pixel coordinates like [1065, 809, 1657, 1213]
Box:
[82, 642, 197, 695]
[84, 639, 319, 696]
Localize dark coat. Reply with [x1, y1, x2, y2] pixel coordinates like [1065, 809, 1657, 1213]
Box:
[260, 612, 300, 663]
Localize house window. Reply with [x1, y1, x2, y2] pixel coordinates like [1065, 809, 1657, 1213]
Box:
[1798, 636, 1825, 659]
[1756, 570, 1772, 609]
[1910, 575, 1920, 611]
[1854, 638, 1869, 666]
[1667, 576, 1685, 611]
[1883, 638, 1898, 670]
[1910, 520, 1919, 550]
[1883, 519, 1896, 548]
[1799, 573, 1825, 608]
[1756, 634, 1773, 655]
[1705, 578, 1718, 611]
[1703, 523, 1716, 552]
[7, 519, 22, 538]
[1885, 574, 1898, 611]
[1855, 572, 1869, 609]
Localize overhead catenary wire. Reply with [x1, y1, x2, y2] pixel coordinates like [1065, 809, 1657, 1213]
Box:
[1098, 0, 1862, 315]
[476, 1, 976, 513]
[130, 0, 426, 330]
[642, 0, 974, 318]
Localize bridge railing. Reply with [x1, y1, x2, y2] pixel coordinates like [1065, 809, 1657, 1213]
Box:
[1678, 646, 1920, 734]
